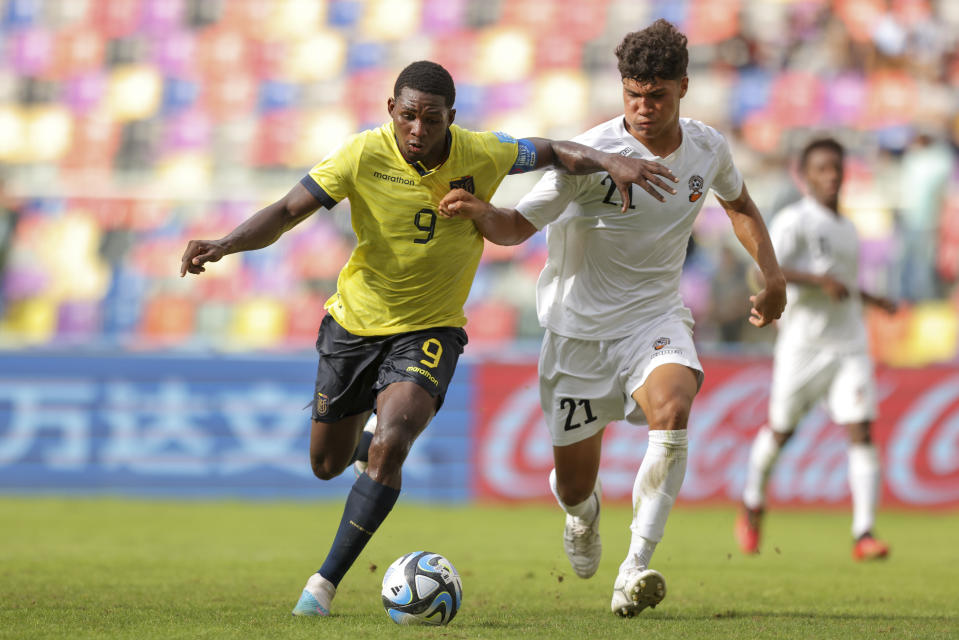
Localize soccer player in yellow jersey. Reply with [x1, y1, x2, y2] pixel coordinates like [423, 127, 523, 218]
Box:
[180, 60, 677, 617]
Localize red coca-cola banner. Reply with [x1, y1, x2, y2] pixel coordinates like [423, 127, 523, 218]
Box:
[472, 357, 959, 508]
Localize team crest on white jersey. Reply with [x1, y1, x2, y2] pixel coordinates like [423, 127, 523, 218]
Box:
[653, 337, 670, 350]
[688, 175, 704, 202]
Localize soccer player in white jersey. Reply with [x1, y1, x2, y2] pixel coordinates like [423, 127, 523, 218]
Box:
[736, 137, 897, 561]
[439, 20, 786, 616]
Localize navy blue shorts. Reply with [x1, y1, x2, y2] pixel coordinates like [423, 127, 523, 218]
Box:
[310, 314, 468, 423]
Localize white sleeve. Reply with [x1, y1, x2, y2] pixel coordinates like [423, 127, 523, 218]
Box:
[710, 135, 744, 202]
[514, 169, 579, 230]
[768, 211, 802, 268]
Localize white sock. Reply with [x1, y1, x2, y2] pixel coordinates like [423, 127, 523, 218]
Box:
[306, 573, 336, 598]
[624, 536, 658, 573]
[621, 429, 687, 573]
[548, 468, 599, 523]
[742, 426, 782, 510]
[848, 443, 880, 538]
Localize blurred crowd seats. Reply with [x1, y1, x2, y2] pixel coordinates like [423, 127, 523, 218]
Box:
[0, 0, 957, 365]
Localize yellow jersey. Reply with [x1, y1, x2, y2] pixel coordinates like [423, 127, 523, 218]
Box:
[301, 122, 524, 335]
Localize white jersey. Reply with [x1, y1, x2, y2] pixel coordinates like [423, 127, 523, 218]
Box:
[769, 196, 867, 352]
[515, 117, 743, 340]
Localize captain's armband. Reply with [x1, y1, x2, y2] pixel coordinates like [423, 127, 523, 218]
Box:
[509, 138, 538, 174]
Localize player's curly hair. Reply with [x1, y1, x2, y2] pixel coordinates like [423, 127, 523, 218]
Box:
[615, 19, 688, 82]
[393, 61, 456, 108]
[799, 137, 845, 170]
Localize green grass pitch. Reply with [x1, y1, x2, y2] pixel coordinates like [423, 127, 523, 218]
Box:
[2, 497, 957, 639]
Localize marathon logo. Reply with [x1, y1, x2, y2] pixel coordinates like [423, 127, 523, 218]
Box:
[373, 170, 414, 186]
[406, 365, 439, 386]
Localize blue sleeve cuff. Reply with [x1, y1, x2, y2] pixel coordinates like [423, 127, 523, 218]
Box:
[300, 175, 338, 209]
[508, 138, 538, 174]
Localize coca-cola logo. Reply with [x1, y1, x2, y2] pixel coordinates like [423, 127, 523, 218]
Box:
[474, 359, 959, 508]
[886, 374, 959, 504]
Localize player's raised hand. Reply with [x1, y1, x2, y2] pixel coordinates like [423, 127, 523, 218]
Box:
[438, 188, 490, 219]
[748, 284, 787, 327]
[440, 188, 537, 246]
[180, 239, 228, 276]
[605, 155, 678, 210]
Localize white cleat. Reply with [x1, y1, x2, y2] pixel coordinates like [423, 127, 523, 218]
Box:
[610, 568, 666, 617]
[292, 573, 336, 617]
[563, 486, 602, 579]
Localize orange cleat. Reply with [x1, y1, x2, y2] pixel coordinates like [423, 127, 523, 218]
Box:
[852, 534, 890, 561]
[735, 506, 763, 555]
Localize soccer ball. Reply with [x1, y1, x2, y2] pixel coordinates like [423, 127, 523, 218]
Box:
[380, 551, 462, 625]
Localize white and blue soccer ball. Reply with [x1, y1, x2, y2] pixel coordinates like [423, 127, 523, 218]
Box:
[381, 551, 462, 626]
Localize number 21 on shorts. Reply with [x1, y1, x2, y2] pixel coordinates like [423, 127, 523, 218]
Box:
[560, 397, 597, 431]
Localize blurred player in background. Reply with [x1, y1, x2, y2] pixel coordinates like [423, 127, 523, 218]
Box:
[0, 172, 22, 287]
[736, 137, 897, 561]
[439, 20, 786, 616]
[180, 60, 676, 617]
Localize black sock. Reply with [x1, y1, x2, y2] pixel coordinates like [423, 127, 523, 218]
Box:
[349, 430, 374, 464]
[319, 473, 399, 587]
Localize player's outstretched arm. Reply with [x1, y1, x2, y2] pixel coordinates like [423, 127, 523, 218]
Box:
[860, 290, 898, 314]
[780, 270, 849, 300]
[180, 182, 320, 276]
[528, 138, 678, 210]
[439, 135, 680, 245]
[716, 184, 787, 327]
[438, 189, 536, 246]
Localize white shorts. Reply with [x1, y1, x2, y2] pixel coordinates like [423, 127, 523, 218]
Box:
[768, 346, 877, 432]
[538, 313, 703, 446]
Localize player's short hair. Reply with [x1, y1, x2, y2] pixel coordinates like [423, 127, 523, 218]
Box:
[393, 61, 456, 108]
[799, 137, 845, 170]
[615, 19, 688, 82]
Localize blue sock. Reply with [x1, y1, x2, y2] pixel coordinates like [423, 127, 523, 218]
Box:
[319, 473, 399, 587]
[350, 430, 374, 464]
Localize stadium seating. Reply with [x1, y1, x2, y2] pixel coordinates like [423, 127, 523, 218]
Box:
[0, 0, 956, 364]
